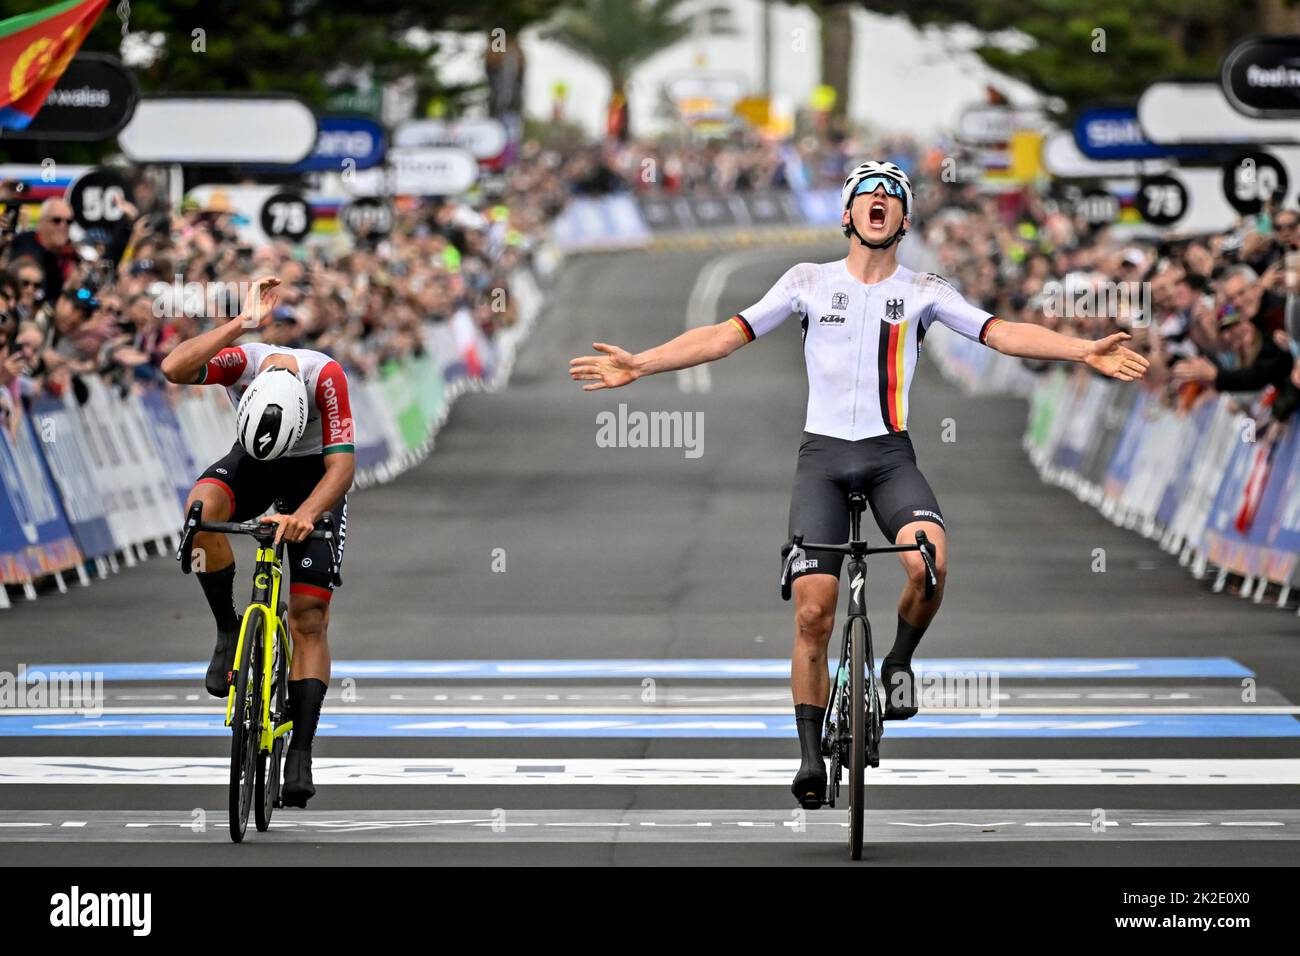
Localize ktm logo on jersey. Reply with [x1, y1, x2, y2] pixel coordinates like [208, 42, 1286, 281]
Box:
[884, 298, 905, 322]
[819, 314, 846, 325]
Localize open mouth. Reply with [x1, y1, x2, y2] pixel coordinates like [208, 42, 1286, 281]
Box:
[868, 201, 887, 227]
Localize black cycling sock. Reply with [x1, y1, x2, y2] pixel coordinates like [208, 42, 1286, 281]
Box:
[794, 703, 826, 763]
[886, 613, 927, 667]
[288, 679, 327, 752]
[196, 564, 239, 633]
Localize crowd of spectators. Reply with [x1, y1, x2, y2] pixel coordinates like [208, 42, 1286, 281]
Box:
[9, 130, 1295, 447]
[0, 162, 550, 429]
[918, 179, 1300, 433]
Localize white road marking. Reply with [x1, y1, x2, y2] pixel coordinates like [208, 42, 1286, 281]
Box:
[679, 246, 789, 393]
[1, 757, 1296, 786]
[0, 809, 1295, 843]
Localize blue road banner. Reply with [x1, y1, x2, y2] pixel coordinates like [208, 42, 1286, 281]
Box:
[2, 712, 1296, 738]
[22, 656, 1256, 682]
[1073, 106, 1212, 161]
[30, 395, 115, 560]
[255, 114, 386, 173]
[0, 410, 82, 577]
[138, 390, 198, 511]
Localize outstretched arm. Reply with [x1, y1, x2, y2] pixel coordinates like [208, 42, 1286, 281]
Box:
[569, 319, 748, 391]
[986, 321, 1150, 383]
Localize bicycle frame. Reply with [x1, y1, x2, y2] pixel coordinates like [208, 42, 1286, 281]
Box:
[225, 543, 293, 753]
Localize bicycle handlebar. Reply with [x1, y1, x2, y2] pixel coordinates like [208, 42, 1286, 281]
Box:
[176, 501, 341, 585]
[780, 529, 937, 602]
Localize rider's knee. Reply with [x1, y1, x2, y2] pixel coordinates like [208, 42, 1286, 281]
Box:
[905, 553, 946, 593]
[794, 591, 835, 641]
[187, 480, 232, 521]
[289, 601, 328, 642]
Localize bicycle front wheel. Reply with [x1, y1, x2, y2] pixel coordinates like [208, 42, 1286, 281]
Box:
[229, 611, 263, 843]
[255, 616, 289, 832]
[848, 615, 867, 861]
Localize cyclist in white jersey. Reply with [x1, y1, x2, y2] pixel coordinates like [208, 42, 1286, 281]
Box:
[570, 161, 1149, 804]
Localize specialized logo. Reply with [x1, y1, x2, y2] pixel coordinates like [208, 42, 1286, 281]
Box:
[850, 572, 864, 603]
[884, 298, 905, 323]
[830, 292, 849, 310]
[819, 314, 847, 325]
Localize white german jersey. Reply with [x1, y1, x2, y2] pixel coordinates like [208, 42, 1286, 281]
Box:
[729, 260, 1001, 440]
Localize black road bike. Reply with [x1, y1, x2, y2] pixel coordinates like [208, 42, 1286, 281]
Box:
[780, 492, 936, 860]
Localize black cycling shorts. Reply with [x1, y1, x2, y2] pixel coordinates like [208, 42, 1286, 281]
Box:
[196, 443, 348, 601]
[788, 431, 943, 581]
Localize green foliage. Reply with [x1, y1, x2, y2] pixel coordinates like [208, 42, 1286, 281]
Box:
[542, 0, 693, 88]
[859, 0, 1278, 116]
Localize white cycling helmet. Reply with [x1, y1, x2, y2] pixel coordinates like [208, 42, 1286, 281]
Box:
[236, 366, 308, 461]
[841, 160, 913, 249]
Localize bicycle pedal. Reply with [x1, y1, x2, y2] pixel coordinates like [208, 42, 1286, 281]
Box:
[797, 793, 824, 810]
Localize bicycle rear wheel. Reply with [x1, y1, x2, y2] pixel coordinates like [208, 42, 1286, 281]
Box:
[229, 612, 263, 843]
[255, 615, 289, 832]
[848, 616, 867, 861]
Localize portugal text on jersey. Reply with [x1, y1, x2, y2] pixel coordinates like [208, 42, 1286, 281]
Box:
[731, 262, 1001, 441]
[198, 343, 356, 457]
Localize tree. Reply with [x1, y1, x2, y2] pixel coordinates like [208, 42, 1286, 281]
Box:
[542, 0, 694, 140]
[862, 0, 1300, 118]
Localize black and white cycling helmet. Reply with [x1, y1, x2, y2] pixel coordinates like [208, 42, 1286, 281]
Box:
[236, 366, 308, 461]
[841, 160, 913, 249]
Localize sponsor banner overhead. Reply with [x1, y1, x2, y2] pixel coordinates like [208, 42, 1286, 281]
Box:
[392, 118, 507, 160]
[118, 95, 318, 164]
[1138, 80, 1300, 146]
[1221, 35, 1300, 118]
[1042, 130, 1171, 179]
[1072, 106, 1211, 162]
[268, 113, 387, 173]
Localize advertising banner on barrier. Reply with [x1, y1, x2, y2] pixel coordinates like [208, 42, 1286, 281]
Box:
[139, 390, 200, 511]
[1154, 399, 1215, 529]
[551, 195, 650, 251]
[380, 359, 428, 454]
[347, 377, 393, 474]
[0, 411, 83, 578]
[1258, 424, 1300, 582]
[31, 395, 115, 561]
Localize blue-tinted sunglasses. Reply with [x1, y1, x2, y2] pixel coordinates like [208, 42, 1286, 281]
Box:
[853, 176, 906, 205]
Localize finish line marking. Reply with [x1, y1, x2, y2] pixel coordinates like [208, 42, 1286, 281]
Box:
[1, 757, 1297, 786]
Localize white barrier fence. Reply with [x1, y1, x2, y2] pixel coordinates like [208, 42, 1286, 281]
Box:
[925, 325, 1300, 612]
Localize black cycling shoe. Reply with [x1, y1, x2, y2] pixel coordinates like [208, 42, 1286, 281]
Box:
[204, 627, 239, 698]
[791, 760, 827, 809]
[281, 750, 315, 808]
[881, 658, 919, 720]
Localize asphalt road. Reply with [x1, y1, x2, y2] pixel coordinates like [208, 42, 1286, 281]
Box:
[1, 237, 1297, 866]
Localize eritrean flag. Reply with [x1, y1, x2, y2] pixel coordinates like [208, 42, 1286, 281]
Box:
[0, 0, 107, 130]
